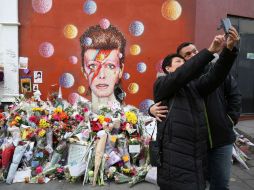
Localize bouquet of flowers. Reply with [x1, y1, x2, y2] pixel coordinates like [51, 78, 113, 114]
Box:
[6, 141, 28, 184]
[129, 164, 151, 187]
[0, 113, 7, 138]
[0, 95, 153, 186]
[0, 138, 15, 180]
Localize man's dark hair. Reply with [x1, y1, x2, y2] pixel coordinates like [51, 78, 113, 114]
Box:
[162, 53, 182, 74]
[176, 42, 193, 54]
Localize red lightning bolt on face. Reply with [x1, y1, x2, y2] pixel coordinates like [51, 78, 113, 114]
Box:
[86, 49, 112, 84]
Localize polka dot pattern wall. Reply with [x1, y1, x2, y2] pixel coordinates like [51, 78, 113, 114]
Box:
[19, 0, 196, 112]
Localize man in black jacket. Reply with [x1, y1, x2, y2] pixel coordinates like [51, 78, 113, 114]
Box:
[153, 27, 239, 190]
[177, 42, 241, 190]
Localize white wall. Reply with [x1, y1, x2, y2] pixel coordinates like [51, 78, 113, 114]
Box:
[0, 0, 19, 102]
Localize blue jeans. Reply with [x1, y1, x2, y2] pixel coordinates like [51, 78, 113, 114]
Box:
[208, 144, 233, 190]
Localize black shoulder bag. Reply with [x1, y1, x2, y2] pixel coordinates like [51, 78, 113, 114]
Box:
[149, 96, 175, 167]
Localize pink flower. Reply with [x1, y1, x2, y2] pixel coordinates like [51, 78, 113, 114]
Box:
[83, 107, 89, 112]
[36, 166, 43, 174]
[75, 114, 84, 122]
[57, 167, 64, 173]
[52, 114, 60, 121]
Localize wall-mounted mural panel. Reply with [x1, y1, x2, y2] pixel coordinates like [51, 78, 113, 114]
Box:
[19, 0, 196, 109]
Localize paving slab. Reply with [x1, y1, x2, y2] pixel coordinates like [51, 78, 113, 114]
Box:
[235, 120, 254, 143]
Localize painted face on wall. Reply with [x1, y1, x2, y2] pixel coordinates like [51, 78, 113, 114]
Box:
[83, 49, 123, 98]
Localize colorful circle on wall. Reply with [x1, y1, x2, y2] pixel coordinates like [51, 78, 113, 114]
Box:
[129, 21, 144, 36]
[78, 85, 86, 94]
[137, 62, 147, 73]
[161, 0, 182, 21]
[64, 24, 78, 39]
[69, 56, 78, 64]
[32, 0, 53, 14]
[128, 83, 139, 94]
[83, 0, 97, 15]
[139, 99, 154, 114]
[39, 42, 54, 58]
[23, 69, 30, 74]
[130, 44, 141, 55]
[99, 18, 110, 29]
[123, 73, 130, 80]
[83, 37, 93, 46]
[59, 73, 75, 88]
[68, 93, 80, 105]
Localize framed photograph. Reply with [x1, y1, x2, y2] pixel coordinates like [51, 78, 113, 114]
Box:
[34, 71, 43, 83]
[19, 57, 28, 69]
[33, 84, 39, 92]
[20, 77, 32, 93]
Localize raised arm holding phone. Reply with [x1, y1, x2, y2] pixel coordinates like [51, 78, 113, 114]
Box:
[153, 26, 240, 190]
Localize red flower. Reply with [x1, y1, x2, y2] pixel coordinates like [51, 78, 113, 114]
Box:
[83, 107, 89, 112]
[29, 115, 38, 123]
[130, 167, 137, 176]
[26, 132, 34, 140]
[60, 112, 68, 120]
[37, 176, 45, 184]
[104, 117, 111, 123]
[2, 145, 15, 169]
[0, 113, 4, 119]
[91, 120, 102, 132]
[121, 122, 128, 131]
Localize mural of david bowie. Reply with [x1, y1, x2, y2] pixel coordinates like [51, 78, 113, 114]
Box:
[80, 24, 126, 112]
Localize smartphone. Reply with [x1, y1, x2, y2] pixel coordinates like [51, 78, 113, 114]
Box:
[220, 18, 232, 34]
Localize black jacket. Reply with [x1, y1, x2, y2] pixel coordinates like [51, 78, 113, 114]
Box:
[205, 71, 241, 149]
[154, 48, 238, 190]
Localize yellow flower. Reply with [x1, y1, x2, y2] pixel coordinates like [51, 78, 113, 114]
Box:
[122, 155, 130, 162]
[125, 111, 138, 125]
[38, 129, 46, 137]
[54, 107, 63, 114]
[21, 130, 28, 140]
[15, 116, 21, 122]
[32, 107, 43, 112]
[98, 115, 105, 124]
[39, 119, 49, 128]
[122, 168, 131, 174]
[110, 135, 117, 143]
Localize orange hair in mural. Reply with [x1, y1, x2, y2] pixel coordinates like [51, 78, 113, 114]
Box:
[80, 25, 126, 69]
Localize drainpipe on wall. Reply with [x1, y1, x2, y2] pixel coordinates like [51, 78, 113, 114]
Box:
[0, 0, 20, 102]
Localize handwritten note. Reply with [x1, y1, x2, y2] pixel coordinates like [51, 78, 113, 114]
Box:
[13, 168, 31, 183]
[107, 151, 121, 166]
[129, 144, 141, 153]
[68, 144, 87, 166]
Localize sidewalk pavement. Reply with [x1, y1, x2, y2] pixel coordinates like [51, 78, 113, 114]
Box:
[230, 119, 254, 190]
[0, 120, 254, 190]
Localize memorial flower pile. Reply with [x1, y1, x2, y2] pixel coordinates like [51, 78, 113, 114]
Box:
[0, 96, 156, 187]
